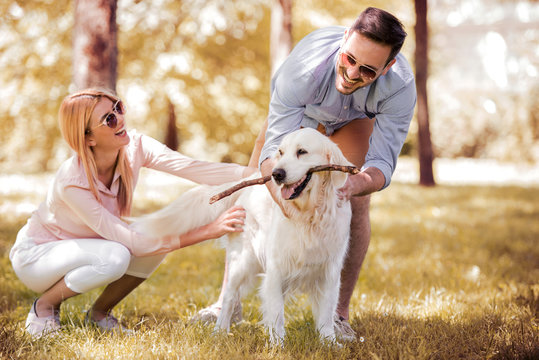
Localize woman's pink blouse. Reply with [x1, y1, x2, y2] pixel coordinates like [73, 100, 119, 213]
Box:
[22, 130, 245, 257]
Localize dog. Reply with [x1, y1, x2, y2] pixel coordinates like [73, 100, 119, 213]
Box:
[131, 128, 353, 344]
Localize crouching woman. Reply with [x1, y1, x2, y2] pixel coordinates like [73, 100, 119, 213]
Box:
[9, 88, 252, 338]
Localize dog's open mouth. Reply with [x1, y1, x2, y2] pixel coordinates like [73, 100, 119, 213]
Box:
[280, 173, 312, 200]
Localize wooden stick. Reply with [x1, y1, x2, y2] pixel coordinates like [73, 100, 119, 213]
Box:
[209, 164, 359, 204]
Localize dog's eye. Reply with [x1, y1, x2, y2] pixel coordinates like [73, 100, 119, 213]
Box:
[278, 149, 283, 156]
[297, 148, 307, 157]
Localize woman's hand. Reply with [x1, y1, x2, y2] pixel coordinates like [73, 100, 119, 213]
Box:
[206, 205, 247, 239]
[178, 205, 246, 249]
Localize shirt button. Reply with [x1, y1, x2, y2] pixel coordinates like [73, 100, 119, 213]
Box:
[344, 106, 348, 109]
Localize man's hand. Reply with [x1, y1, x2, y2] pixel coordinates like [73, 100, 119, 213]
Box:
[337, 167, 385, 201]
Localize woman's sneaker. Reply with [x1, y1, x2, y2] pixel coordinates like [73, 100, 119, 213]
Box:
[25, 299, 62, 339]
[84, 311, 133, 335]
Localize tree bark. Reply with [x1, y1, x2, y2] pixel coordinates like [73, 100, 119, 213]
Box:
[73, 0, 118, 91]
[415, 0, 436, 186]
[270, 0, 293, 75]
[164, 98, 179, 151]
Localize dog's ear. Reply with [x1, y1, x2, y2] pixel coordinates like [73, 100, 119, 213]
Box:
[326, 140, 354, 188]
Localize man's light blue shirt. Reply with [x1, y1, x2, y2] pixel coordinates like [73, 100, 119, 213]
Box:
[260, 26, 417, 189]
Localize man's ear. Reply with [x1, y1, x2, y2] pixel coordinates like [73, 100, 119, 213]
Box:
[382, 58, 397, 75]
[340, 28, 350, 48]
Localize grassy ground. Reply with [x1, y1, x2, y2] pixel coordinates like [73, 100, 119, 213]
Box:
[0, 181, 537, 359]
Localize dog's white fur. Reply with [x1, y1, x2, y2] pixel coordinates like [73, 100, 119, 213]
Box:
[131, 128, 353, 344]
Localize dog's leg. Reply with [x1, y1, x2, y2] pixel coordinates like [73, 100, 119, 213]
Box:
[260, 269, 286, 346]
[311, 268, 341, 342]
[215, 243, 257, 332]
[215, 252, 243, 332]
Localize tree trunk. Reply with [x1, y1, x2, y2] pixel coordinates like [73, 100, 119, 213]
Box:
[270, 0, 292, 75]
[415, 0, 436, 186]
[164, 98, 179, 151]
[73, 0, 118, 91]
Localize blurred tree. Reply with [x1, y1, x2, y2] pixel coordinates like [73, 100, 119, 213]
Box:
[426, 0, 539, 163]
[74, 0, 118, 90]
[115, 0, 271, 165]
[270, 0, 292, 75]
[3, 0, 536, 175]
[164, 98, 179, 151]
[0, 1, 410, 173]
[247, 0, 293, 167]
[0, 0, 73, 172]
[414, 0, 435, 186]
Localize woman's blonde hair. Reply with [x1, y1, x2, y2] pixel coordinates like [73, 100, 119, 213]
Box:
[58, 88, 133, 216]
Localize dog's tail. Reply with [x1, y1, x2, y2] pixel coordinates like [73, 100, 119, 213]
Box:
[129, 180, 246, 237]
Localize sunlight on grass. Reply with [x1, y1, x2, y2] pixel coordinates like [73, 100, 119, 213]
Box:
[1, 181, 538, 359]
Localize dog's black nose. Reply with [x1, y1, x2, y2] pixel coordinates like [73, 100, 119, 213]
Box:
[272, 168, 286, 183]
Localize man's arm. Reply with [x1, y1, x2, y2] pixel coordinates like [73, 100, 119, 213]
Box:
[248, 118, 268, 168]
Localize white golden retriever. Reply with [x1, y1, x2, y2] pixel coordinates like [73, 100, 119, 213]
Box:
[131, 128, 353, 344]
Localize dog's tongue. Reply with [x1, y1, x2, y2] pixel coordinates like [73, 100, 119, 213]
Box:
[280, 175, 307, 200]
[281, 185, 296, 200]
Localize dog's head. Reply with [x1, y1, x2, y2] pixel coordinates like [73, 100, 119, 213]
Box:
[271, 128, 353, 205]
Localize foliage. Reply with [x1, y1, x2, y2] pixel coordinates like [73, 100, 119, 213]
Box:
[426, 0, 539, 162]
[0, 0, 538, 173]
[0, 179, 538, 359]
[0, 0, 72, 172]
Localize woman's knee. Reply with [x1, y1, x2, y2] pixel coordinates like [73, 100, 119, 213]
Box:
[98, 242, 131, 279]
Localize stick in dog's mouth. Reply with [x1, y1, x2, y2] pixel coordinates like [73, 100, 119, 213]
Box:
[209, 164, 359, 204]
[281, 173, 312, 200]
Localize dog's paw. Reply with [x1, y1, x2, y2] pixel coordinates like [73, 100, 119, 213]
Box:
[211, 324, 230, 337]
[190, 305, 219, 325]
[267, 329, 285, 348]
[190, 302, 243, 325]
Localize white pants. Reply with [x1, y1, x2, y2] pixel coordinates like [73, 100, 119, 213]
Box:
[10, 225, 165, 294]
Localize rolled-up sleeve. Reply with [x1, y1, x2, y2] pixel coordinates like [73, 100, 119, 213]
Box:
[363, 81, 417, 189]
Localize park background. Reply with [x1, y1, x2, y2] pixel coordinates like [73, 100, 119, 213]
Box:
[0, 0, 538, 359]
[1, 0, 538, 173]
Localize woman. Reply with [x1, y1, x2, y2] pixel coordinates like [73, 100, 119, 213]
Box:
[9, 88, 254, 338]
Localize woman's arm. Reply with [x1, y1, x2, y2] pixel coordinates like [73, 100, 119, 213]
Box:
[61, 186, 245, 256]
[139, 134, 250, 185]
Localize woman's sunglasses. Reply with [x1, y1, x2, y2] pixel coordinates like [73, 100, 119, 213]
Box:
[339, 52, 379, 81]
[87, 99, 125, 133]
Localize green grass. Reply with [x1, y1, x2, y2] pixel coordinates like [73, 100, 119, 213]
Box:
[0, 182, 538, 359]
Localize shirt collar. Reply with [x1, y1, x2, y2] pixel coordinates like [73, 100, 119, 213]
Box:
[74, 156, 119, 197]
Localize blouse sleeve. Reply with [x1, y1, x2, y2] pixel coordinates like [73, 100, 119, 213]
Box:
[61, 185, 181, 257]
[139, 134, 245, 185]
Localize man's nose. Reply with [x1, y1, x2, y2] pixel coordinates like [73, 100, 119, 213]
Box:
[346, 65, 361, 80]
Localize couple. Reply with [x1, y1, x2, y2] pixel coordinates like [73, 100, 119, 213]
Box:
[10, 7, 415, 340]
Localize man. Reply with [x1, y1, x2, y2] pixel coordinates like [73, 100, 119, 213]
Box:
[194, 7, 416, 340]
